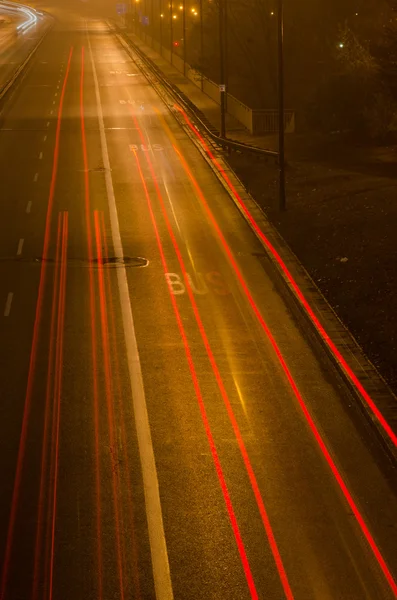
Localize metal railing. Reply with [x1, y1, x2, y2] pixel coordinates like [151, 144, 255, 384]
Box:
[112, 22, 278, 161]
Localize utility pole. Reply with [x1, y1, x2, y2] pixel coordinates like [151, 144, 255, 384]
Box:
[151, 0, 154, 46]
[224, 0, 228, 112]
[160, 6, 163, 55]
[219, 0, 226, 137]
[199, 0, 203, 91]
[144, 0, 147, 42]
[277, 0, 286, 210]
[182, 0, 186, 74]
[170, 1, 173, 64]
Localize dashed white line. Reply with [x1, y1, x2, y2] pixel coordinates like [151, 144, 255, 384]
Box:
[33, 172, 39, 182]
[50, 110, 53, 115]
[16, 239, 24, 256]
[39, 152, 43, 160]
[26, 201, 32, 213]
[4, 293, 13, 317]
[46, 121, 50, 127]
[55, 92, 58, 97]
[88, 31, 174, 600]
[43, 135, 47, 142]
[53, 100, 56, 104]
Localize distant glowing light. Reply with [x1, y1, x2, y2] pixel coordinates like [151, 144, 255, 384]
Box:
[173, 14, 177, 18]
[339, 43, 344, 48]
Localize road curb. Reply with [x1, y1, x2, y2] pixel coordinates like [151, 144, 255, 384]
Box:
[113, 24, 397, 467]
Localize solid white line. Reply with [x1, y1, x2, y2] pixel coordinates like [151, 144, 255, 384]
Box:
[26, 201, 32, 213]
[39, 152, 43, 160]
[33, 172, 39, 182]
[16, 238, 24, 256]
[87, 30, 174, 600]
[4, 293, 13, 316]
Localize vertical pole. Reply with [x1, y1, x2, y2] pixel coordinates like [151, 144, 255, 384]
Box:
[151, 0, 154, 46]
[277, 0, 286, 210]
[182, 0, 186, 74]
[224, 0, 228, 111]
[219, 0, 226, 137]
[144, 0, 147, 42]
[200, 0, 203, 90]
[160, 11, 163, 55]
[170, 1, 173, 64]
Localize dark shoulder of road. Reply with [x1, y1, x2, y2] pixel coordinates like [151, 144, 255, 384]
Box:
[228, 136, 397, 395]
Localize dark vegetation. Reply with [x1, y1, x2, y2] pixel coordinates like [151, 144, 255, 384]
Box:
[187, 0, 397, 137]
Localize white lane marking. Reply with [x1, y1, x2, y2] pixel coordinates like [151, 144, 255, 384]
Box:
[4, 293, 13, 317]
[39, 152, 43, 160]
[53, 100, 56, 105]
[87, 31, 174, 600]
[46, 121, 50, 127]
[55, 92, 58, 97]
[16, 239, 24, 256]
[50, 110, 53, 115]
[57, 85, 60, 90]
[26, 201, 32, 213]
[43, 135, 47, 142]
[33, 172, 39, 182]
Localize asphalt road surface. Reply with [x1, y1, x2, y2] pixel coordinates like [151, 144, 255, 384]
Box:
[0, 3, 396, 600]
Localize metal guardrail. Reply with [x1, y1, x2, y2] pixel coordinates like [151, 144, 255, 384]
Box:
[113, 24, 279, 162]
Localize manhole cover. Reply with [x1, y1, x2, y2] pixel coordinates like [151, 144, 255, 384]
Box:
[92, 256, 149, 268]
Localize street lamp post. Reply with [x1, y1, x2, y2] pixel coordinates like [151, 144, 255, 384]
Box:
[277, 0, 286, 210]
[151, 0, 154, 46]
[218, 0, 226, 137]
[144, 0, 147, 42]
[199, 0, 203, 91]
[224, 0, 228, 111]
[170, 2, 173, 64]
[160, 11, 163, 55]
[182, 0, 186, 75]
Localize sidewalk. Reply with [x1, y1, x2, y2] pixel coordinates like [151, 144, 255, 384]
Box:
[123, 28, 397, 398]
[122, 28, 397, 173]
[122, 30, 275, 144]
